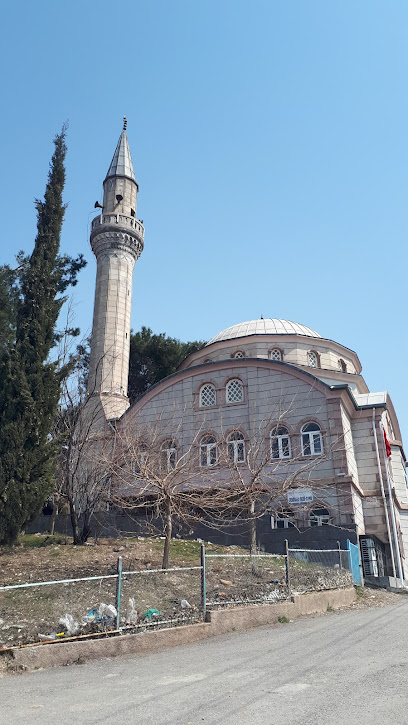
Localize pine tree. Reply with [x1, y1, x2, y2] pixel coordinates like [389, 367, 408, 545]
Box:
[0, 129, 85, 544]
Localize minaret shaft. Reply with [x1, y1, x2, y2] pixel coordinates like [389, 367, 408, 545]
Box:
[87, 125, 144, 420]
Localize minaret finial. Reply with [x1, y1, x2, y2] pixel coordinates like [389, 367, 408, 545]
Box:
[123, 116, 127, 131]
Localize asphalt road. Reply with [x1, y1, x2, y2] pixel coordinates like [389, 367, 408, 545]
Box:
[2, 600, 408, 725]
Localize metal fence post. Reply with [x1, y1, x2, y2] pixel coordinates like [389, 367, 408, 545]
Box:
[116, 556, 123, 630]
[337, 540, 343, 570]
[200, 543, 206, 619]
[284, 539, 292, 598]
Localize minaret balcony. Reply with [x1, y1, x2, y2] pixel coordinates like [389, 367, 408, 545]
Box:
[91, 213, 145, 240]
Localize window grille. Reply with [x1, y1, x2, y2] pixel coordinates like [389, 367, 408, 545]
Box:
[233, 351, 244, 359]
[308, 351, 318, 368]
[199, 383, 216, 407]
[200, 435, 218, 467]
[226, 378, 244, 403]
[228, 431, 245, 463]
[360, 537, 385, 577]
[270, 426, 291, 459]
[338, 358, 347, 372]
[270, 348, 282, 362]
[301, 422, 323, 456]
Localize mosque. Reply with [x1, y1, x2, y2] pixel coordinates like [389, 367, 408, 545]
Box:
[87, 122, 408, 586]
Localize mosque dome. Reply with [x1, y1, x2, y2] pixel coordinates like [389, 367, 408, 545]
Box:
[206, 318, 321, 346]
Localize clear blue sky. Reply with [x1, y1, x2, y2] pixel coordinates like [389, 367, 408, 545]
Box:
[1, 1, 407, 440]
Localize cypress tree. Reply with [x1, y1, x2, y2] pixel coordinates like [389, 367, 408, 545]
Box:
[0, 129, 84, 543]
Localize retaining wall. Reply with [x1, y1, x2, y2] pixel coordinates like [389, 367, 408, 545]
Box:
[2, 587, 356, 673]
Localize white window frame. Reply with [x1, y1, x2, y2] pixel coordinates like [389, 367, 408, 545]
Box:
[233, 350, 245, 359]
[270, 427, 291, 460]
[131, 444, 148, 474]
[226, 378, 244, 404]
[273, 509, 296, 529]
[200, 436, 218, 467]
[227, 432, 246, 464]
[309, 507, 330, 526]
[301, 423, 323, 456]
[308, 351, 318, 368]
[161, 441, 177, 471]
[199, 383, 216, 408]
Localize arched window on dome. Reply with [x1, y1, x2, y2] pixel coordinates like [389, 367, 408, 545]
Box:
[338, 358, 347, 372]
[200, 435, 218, 467]
[301, 423, 323, 456]
[309, 506, 330, 527]
[199, 383, 216, 408]
[270, 426, 291, 459]
[226, 378, 244, 403]
[160, 440, 177, 471]
[232, 350, 245, 359]
[227, 431, 246, 464]
[307, 351, 320, 368]
[269, 348, 282, 362]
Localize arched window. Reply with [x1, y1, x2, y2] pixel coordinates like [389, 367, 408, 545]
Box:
[200, 435, 218, 467]
[308, 351, 319, 368]
[274, 508, 296, 529]
[269, 348, 282, 362]
[199, 383, 216, 407]
[233, 350, 245, 359]
[309, 507, 330, 527]
[270, 426, 291, 459]
[338, 358, 347, 372]
[301, 423, 323, 456]
[227, 431, 245, 464]
[226, 378, 244, 403]
[161, 440, 177, 471]
[131, 443, 148, 474]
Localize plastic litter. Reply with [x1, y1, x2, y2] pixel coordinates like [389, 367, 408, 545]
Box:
[99, 603, 117, 622]
[142, 608, 161, 621]
[81, 603, 117, 626]
[179, 599, 191, 609]
[38, 633, 57, 641]
[81, 608, 101, 625]
[126, 598, 138, 624]
[59, 613, 79, 635]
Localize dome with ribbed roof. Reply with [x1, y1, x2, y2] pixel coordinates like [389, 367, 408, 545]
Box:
[206, 319, 321, 346]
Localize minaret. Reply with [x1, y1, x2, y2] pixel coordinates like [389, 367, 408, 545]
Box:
[87, 119, 144, 420]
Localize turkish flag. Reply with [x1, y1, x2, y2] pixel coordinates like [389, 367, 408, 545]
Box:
[383, 429, 392, 458]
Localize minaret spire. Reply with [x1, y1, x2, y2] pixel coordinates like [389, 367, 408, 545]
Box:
[87, 122, 145, 420]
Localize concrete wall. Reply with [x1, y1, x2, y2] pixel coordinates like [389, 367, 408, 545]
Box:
[4, 588, 356, 673]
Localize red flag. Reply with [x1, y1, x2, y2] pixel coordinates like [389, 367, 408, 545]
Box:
[383, 429, 392, 458]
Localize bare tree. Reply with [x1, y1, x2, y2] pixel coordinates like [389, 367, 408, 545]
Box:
[53, 313, 114, 544]
[110, 417, 221, 568]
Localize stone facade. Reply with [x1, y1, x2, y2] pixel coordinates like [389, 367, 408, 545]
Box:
[88, 126, 408, 586]
[87, 124, 144, 420]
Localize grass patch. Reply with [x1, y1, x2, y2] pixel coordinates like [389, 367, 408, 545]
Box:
[17, 534, 68, 549]
[277, 616, 289, 624]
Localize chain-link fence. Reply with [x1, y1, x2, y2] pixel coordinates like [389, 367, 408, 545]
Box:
[0, 543, 356, 650]
[0, 562, 202, 648]
[204, 553, 290, 608]
[288, 548, 353, 593]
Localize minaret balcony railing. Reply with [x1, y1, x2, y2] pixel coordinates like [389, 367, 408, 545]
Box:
[91, 213, 145, 238]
